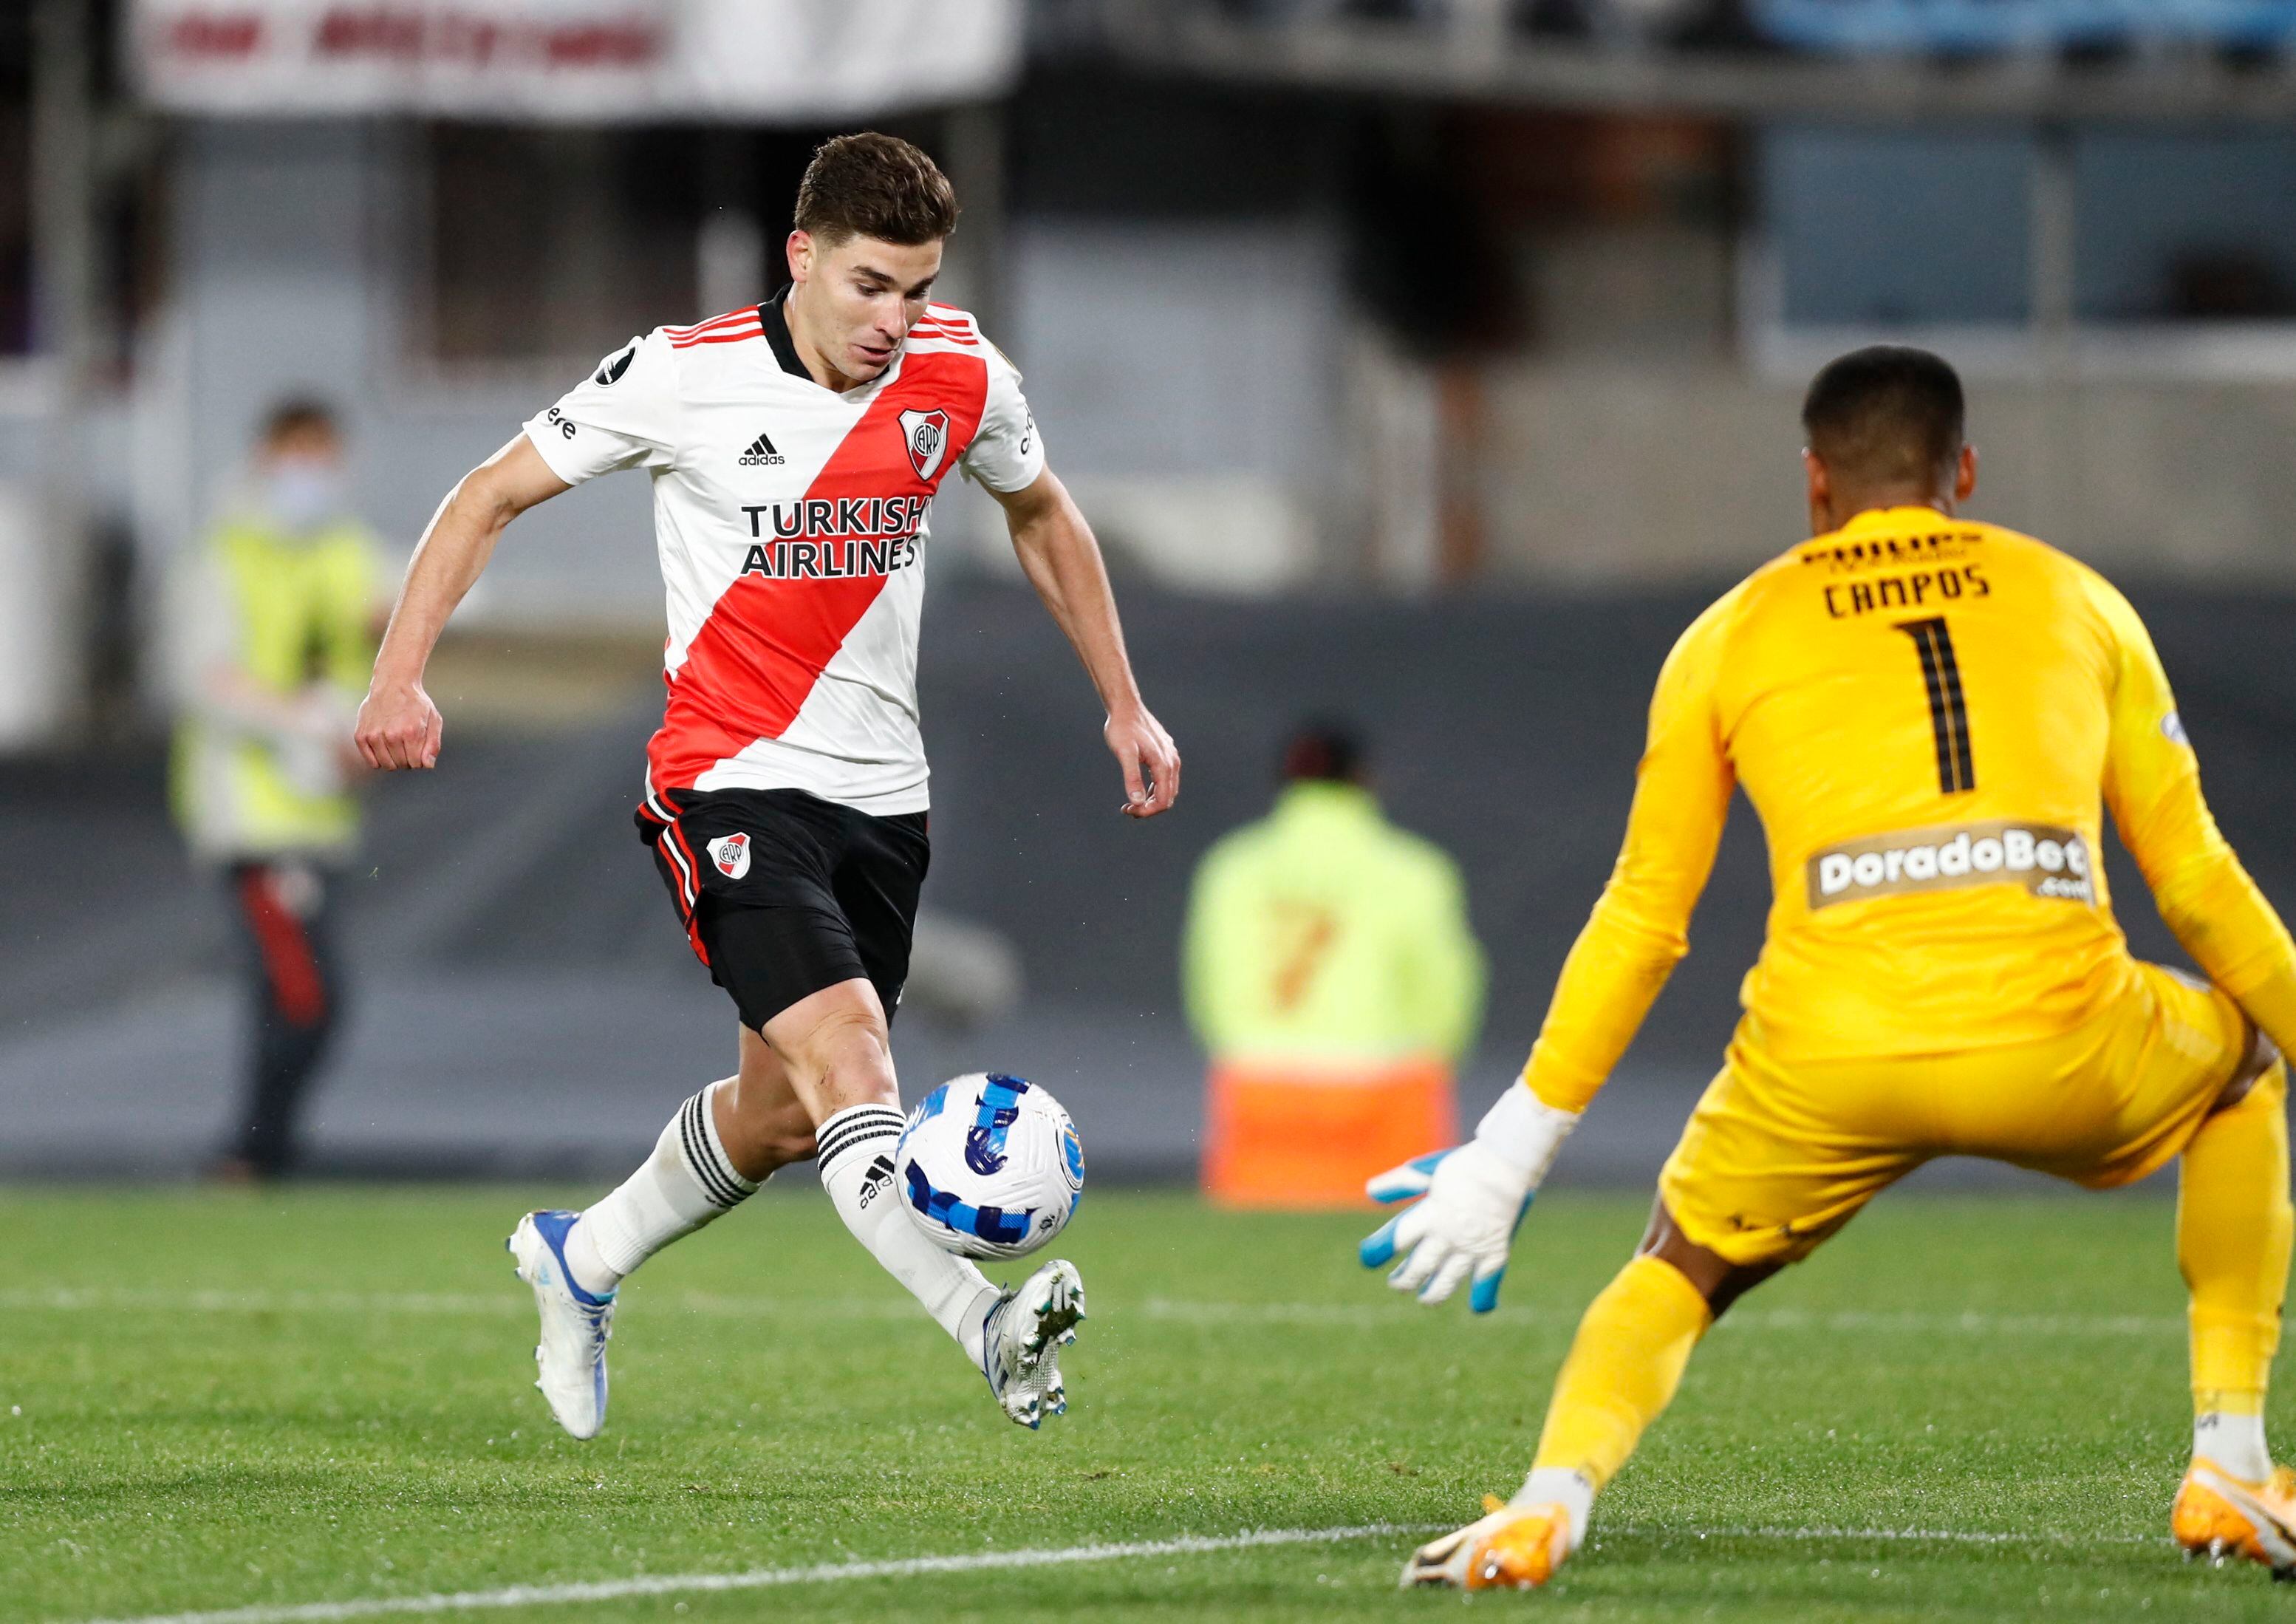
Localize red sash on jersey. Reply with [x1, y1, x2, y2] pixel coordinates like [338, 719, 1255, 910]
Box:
[647, 350, 988, 791]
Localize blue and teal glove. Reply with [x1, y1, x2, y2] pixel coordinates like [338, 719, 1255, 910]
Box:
[1359, 1085, 1581, 1314]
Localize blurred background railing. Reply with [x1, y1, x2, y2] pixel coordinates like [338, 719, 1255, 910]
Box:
[0, 0, 2289, 1185]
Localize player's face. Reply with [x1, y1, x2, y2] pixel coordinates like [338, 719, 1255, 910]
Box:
[787, 231, 943, 386]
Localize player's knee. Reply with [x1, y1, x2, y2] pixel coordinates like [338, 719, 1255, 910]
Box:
[811, 1003, 892, 1065]
[1639, 1200, 1775, 1317]
[2214, 1025, 2284, 1114]
[2252, 1047, 2288, 1115]
[782, 1005, 896, 1106]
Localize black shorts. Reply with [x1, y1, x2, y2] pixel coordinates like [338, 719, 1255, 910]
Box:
[638, 787, 929, 1033]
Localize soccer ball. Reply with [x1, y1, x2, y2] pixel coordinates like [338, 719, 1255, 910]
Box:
[895, 1072, 1085, 1260]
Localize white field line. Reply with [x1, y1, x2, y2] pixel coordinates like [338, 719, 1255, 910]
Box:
[75, 1524, 1427, 1624]
[1607, 1523, 2158, 1549]
[0, 1286, 2184, 1337]
[1144, 1298, 2184, 1337]
[72, 1520, 2174, 1624]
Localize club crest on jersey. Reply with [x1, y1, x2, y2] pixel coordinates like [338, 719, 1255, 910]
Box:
[708, 832, 751, 879]
[898, 409, 950, 482]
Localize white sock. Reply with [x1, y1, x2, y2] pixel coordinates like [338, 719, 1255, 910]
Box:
[2196, 1412, 2272, 1482]
[816, 1103, 1000, 1365]
[567, 1083, 759, 1294]
[1516, 1467, 1596, 1550]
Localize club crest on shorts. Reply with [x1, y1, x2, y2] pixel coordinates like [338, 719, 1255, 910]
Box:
[898, 408, 950, 483]
[707, 831, 751, 879]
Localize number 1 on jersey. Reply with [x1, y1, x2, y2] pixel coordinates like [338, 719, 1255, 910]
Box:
[1897, 615, 1976, 794]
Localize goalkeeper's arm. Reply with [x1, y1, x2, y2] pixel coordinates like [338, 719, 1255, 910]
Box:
[2092, 573, 2296, 1060]
[1359, 599, 1737, 1309]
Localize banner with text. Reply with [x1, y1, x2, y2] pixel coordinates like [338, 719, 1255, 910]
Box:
[131, 0, 1022, 121]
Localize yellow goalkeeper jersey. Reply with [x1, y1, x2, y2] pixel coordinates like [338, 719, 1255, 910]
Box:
[1523, 505, 2296, 1113]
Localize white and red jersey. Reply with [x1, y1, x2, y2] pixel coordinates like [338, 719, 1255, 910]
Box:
[523, 289, 1044, 816]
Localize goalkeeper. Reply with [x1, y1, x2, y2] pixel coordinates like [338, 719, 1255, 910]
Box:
[1366, 346, 2296, 1589]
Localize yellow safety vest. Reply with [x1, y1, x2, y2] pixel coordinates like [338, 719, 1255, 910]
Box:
[1182, 782, 1486, 1068]
[170, 514, 383, 862]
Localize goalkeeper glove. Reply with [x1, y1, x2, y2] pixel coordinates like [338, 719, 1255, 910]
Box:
[1358, 1085, 1579, 1313]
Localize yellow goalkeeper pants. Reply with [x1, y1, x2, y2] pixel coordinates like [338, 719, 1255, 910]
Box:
[1661, 961, 2254, 1268]
[1534, 961, 2283, 1492]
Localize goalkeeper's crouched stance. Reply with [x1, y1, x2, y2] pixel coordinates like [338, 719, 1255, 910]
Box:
[1367, 347, 2296, 1591]
[1370, 1017, 2289, 1590]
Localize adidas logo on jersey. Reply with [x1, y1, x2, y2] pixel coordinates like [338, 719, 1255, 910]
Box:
[737, 430, 785, 468]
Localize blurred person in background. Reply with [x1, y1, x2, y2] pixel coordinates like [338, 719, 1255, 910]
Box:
[1184, 722, 1486, 1207]
[168, 398, 386, 1182]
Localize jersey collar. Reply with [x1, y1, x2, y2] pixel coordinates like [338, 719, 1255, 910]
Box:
[760, 284, 906, 398]
[1840, 504, 1953, 533]
[760, 286, 811, 382]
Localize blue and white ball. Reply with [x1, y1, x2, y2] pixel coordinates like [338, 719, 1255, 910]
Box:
[896, 1073, 1085, 1260]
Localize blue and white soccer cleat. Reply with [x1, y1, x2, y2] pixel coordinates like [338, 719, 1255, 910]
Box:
[980, 1257, 1085, 1428]
[507, 1210, 615, 1440]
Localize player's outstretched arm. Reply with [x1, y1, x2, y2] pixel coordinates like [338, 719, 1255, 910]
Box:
[2093, 577, 2296, 1058]
[1359, 1088, 1582, 1313]
[989, 466, 1179, 818]
[1358, 593, 1739, 1311]
[355, 435, 569, 771]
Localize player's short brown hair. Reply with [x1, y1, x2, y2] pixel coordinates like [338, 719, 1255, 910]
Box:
[793, 132, 958, 248]
[1802, 346, 1965, 488]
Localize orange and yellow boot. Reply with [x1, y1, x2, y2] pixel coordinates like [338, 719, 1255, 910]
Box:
[2173, 1458, 2296, 1575]
[1401, 1495, 1576, 1590]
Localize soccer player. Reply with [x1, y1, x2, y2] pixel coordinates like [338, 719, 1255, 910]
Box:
[1364, 347, 2296, 1586]
[354, 134, 1178, 1437]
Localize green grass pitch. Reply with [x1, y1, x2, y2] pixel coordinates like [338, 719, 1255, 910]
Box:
[4, 1184, 2292, 1622]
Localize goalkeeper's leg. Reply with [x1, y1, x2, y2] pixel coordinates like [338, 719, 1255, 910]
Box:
[1405, 1043, 1907, 1590]
[1404, 1204, 1768, 1589]
[2173, 1037, 2295, 1568]
[1527, 1207, 1769, 1526]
